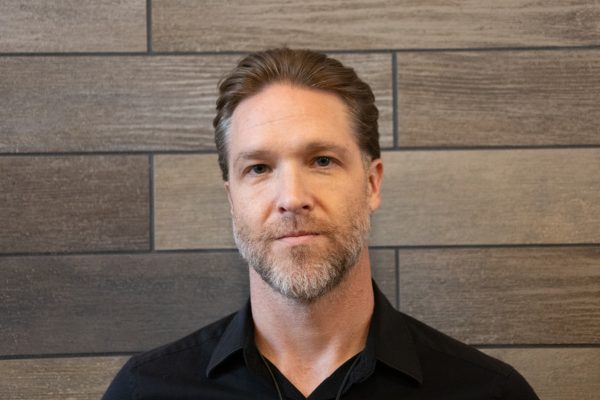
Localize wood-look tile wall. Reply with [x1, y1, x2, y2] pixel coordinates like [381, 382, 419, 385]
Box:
[1, 1, 598, 399]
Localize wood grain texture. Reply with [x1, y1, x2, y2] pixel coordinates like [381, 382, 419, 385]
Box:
[0, 356, 129, 400]
[370, 249, 396, 306]
[398, 50, 600, 146]
[154, 154, 232, 249]
[0, 0, 146, 52]
[0, 54, 390, 152]
[152, 0, 600, 51]
[399, 247, 600, 344]
[0, 252, 249, 355]
[0, 250, 395, 355]
[0, 56, 239, 153]
[372, 149, 600, 246]
[0, 156, 149, 253]
[483, 348, 600, 400]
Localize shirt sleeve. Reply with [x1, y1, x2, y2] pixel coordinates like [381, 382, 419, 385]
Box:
[501, 368, 540, 400]
[101, 358, 135, 400]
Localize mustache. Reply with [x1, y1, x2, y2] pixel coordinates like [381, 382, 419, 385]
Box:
[260, 216, 335, 240]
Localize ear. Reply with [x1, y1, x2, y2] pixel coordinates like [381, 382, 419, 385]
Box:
[224, 180, 234, 214]
[367, 158, 383, 212]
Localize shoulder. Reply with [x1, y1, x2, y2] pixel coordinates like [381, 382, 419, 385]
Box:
[101, 312, 236, 400]
[400, 312, 539, 399]
[129, 311, 236, 372]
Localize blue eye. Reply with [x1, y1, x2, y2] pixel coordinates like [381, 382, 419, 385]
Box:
[250, 164, 268, 174]
[315, 156, 331, 167]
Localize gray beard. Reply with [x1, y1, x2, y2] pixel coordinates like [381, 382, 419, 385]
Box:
[232, 208, 370, 303]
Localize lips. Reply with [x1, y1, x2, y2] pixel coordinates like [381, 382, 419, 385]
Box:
[277, 231, 319, 239]
[275, 231, 320, 245]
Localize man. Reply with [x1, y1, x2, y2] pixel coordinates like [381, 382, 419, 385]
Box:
[103, 48, 539, 399]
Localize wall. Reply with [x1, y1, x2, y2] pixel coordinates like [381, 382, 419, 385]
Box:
[1, 1, 599, 398]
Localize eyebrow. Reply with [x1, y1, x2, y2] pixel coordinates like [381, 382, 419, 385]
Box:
[233, 141, 350, 166]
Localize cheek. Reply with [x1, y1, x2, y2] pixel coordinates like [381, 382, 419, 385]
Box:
[230, 188, 272, 223]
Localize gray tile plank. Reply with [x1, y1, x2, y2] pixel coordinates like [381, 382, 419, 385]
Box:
[152, 0, 600, 51]
[399, 247, 600, 344]
[0, 56, 238, 152]
[0, 0, 146, 52]
[398, 50, 600, 146]
[0, 156, 149, 253]
[0, 250, 393, 355]
[0, 54, 390, 153]
[370, 249, 396, 306]
[372, 149, 600, 246]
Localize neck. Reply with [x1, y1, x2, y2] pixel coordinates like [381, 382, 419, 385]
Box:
[250, 247, 374, 397]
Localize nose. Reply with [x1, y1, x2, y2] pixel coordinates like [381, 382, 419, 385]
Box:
[275, 164, 313, 215]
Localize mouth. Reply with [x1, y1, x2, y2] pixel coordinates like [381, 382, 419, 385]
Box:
[276, 231, 320, 245]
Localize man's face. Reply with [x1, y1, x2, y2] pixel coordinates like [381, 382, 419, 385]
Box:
[225, 83, 382, 302]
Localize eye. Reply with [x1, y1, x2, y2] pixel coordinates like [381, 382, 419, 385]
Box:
[249, 164, 269, 174]
[314, 156, 332, 167]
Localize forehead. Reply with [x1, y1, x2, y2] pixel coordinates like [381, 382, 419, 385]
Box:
[228, 83, 359, 156]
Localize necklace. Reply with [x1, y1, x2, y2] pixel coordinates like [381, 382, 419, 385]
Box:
[259, 353, 361, 400]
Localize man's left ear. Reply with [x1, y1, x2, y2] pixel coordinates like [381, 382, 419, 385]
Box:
[367, 158, 383, 212]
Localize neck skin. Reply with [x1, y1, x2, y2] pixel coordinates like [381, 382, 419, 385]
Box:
[250, 246, 374, 397]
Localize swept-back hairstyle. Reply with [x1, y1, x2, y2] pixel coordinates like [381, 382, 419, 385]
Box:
[213, 48, 380, 181]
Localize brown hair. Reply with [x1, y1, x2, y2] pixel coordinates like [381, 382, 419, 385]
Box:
[213, 48, 380, 181]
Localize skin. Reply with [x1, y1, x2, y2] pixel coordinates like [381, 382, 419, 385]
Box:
[224, 83, 384, 396]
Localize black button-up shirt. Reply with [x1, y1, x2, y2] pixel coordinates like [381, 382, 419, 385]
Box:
[103, 283, 539, 399]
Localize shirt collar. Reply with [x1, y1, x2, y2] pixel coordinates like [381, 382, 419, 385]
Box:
[206, 281, 423, 385]
[370, 282, 423, 384]
[206, 300, 252, 377]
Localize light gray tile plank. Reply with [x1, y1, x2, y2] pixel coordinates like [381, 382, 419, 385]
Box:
[0, 356, 129, 400]
[482, 348, 600, 400]
[398, 50, 600, 146]
[399, 247, 600, 344]
[0, 0, 146, 52]
[372, 149, 600, 246]
[152, 0, 600, 51]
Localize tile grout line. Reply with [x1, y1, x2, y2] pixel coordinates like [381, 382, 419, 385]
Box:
[146, 0, 153, 54]
[392, 52, 399, 148]
[395, 248, 400, 309]
[149, 154, 155, 252]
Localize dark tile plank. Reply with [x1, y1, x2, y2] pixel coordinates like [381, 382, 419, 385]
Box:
[0, 156, 149, 253]
[0, 250, 393, 355]
[399, 247, 600, 344]
[0, 356, 128, 400]
[0, 0, 146, 52]
[398, 50, 600, 146]
[482, 348, 600, 400]
[370, 249, 396, 306]
[152, 0, 600, 51]
[0, 56, 239, 153]
[372, 149, 600, 246]
[0, 252, 249, 355]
